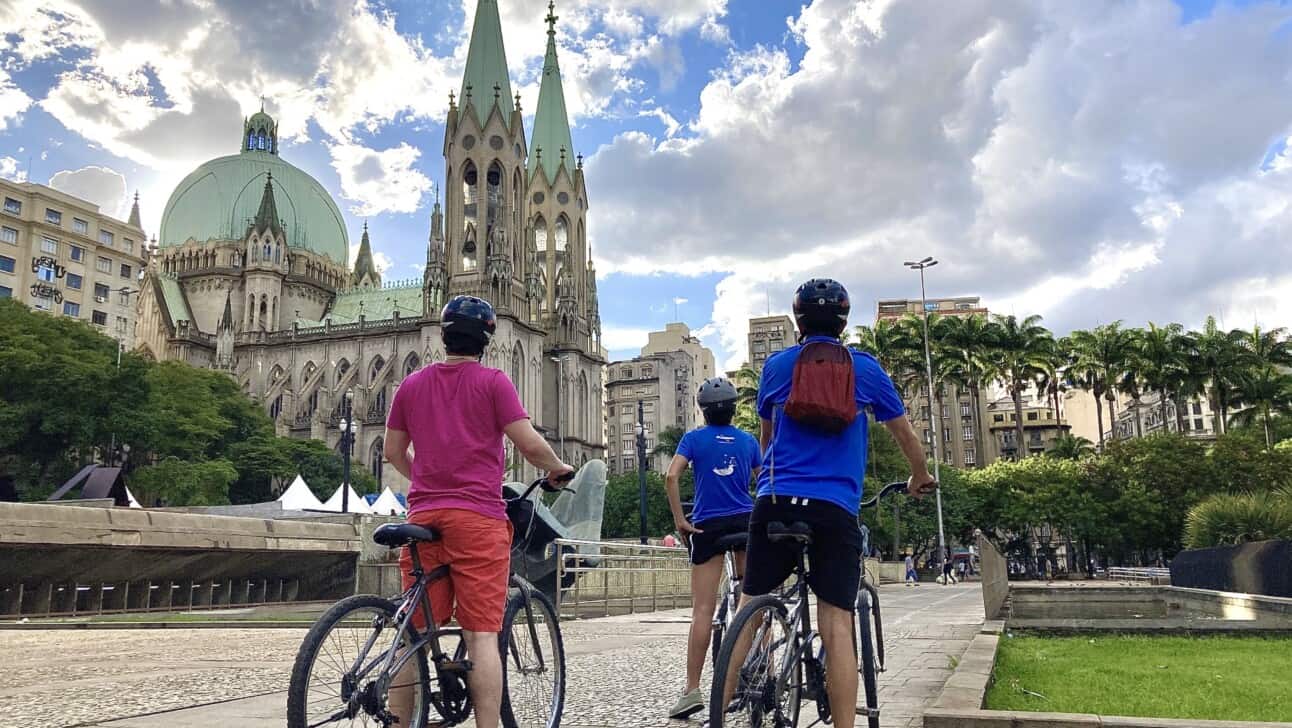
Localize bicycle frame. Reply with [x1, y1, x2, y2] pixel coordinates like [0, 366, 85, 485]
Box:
[714, 548, 743, 633]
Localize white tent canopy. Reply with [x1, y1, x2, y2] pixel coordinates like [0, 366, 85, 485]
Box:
[277, 475, 325, 511]
[125, 487, 142, 509]
[322, 483, 373, 514]
[371, 486, 407, 516]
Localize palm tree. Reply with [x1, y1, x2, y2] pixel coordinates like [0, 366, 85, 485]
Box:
[652, 426, 686, 457]
[1067, 322, 1136, 446]
[1134, 322, 1188, 430]
[1048, 434, 1095, 460]
[940, 314, 998, 466]
[1230, 366, 1292, 448]
[853, 317, 922, 395]
[1193, 316, 1246, 434]
[730, 365, 761, 437]
[990, 314, 1055, 458]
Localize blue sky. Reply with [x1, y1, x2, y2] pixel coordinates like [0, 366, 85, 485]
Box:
[3, 0, 1292, 369]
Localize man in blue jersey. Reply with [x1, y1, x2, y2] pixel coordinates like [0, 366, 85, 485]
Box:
[665, 377, 761, 719]
[739, 278, 937, 728]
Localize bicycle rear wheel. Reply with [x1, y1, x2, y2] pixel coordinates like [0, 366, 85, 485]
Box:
[711, 591, 729, 669]
[499, 586, 566, 728]
[856, 590, 881, 728]
[287, 594, 431, 728]
[707, 594, 801, 728]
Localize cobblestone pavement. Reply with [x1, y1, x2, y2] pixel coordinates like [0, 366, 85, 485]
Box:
[0, 582, 983, 728]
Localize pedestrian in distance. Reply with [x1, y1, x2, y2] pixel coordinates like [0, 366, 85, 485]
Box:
[664, 377, 761, 720]
[905, 552, 919, 586]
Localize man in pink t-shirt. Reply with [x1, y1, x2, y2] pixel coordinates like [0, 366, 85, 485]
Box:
[384, 295, 572, 728]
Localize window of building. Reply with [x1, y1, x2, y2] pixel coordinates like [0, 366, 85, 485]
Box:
[623, 457, 634, 472]
[123, 238, 134, 253]
[964, 450, 976, 466]
[120, 263, 132, 279]
[36, 263, 55, 282]
[963, 425, 973, 440]
[1194, 417, 1204, 431]
[944, 428, 952, 442]
[33, 292, 52, 311]
[115, 316, 128, 333]
[45, 208, 62, 225]
[961, 403, 971, 417]
[923, 428, 931, 443]
[117, 289, 131, 306]
[2, 198, 19, 214]
[99, 230, 114, 246]
[941, 405, 949, 419]
[956, 302, 973, 310]
[63, 301, 80, 317]
[993, 414, 1004, 423]
[94, 283, 109, 300]
[1027, 411, 1039, 421]
[96, 256, 111, 273]
[92, 310, 107, 326]
[643, 401, 655, 413]
[66, 273, 82, 290]
[69, 245, 84, 262]
[41, 236, 58, 254]
[72, 218, 88, 234]
[621, 436, 634, 455]
[0, 255, 13, 273]
[1193, 402, 1202, 415]
[1, 226, 16, 244]
[621, 367, 632, 379]
[0, 285, 10, 298]
[642, 365, 654, 378]
[607, 405, 615, 416]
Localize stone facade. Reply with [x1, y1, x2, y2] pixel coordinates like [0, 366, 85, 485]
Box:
[605, 350, 697, 475]
[133, 1, 605, 494]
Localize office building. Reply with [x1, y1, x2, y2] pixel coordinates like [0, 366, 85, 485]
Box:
[747, 314, 795, 371]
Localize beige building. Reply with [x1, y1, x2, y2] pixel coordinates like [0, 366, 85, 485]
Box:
[642, 322, 716, 425]
[747, 314, 795, 371]
[605, 350, 695, 475]
[1113, 389, 1218, 442]
[132, 2, 605, 493]
[984, 387, 1072, 459]
[1, 179, 148, 347]
[873, 296, 990, 468]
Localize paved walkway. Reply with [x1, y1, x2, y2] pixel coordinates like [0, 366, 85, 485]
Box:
[1, 582, 983, 728]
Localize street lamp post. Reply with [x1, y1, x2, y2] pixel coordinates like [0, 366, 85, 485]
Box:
[549, 355, 565, 461]
[339, 389, 354, 513]
[903, 256, 948, 580]
[636, 399, 648, 545]
[108, 287, 139, 466]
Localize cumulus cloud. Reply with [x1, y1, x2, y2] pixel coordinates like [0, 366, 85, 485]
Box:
[600, 324, 652, 352]
[48, 165, 129, 218]
[0, 157, 27, 182]
[329, 142, 434, 216]
[587, 0, 1292, 368]
[0, 69, 33, 131]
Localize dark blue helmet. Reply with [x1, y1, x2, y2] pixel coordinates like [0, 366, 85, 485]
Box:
[697, 377, 738, 409]
[793, 278, 850, 337]
[441, 295, 496, 346]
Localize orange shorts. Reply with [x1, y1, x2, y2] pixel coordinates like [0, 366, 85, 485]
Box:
[399, 508, 513, 633]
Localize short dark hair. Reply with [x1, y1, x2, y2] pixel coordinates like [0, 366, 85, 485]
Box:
[702, 404, 735, 426]
[444, 330, 486, 357]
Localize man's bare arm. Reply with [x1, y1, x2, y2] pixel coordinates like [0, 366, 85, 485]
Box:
[386, 428, 413, 481]
[503, 418, 573, 478]
[665, 454, 700, 536]
[882, 416, 937, 497]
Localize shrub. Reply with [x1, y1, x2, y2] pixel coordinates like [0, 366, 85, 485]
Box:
[1184, 487, 1292, 548]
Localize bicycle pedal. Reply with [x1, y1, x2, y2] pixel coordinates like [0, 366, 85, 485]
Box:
[438, 659, 473, 674]
[855, 706, 880, 717]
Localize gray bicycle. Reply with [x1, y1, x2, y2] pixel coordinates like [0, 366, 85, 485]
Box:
[286, 475, 570, 728]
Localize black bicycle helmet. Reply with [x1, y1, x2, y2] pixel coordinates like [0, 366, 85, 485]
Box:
[440, 294, 497, 346]
[696, 377, 738, 410]
[792, 278, 850, 337]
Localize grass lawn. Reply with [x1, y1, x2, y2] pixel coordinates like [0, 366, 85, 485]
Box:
[986, 634, 1292, 722]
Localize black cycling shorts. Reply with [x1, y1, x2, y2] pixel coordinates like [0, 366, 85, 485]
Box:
[742, 495, 862, 610]
[686, 512, 751, 565]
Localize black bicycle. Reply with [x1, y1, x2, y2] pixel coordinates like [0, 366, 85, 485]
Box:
[286, 475, 571, 728]
[706, 481, 908, 728]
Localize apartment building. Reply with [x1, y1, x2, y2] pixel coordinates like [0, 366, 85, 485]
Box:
[642, 322, 716, 425]
[747, 314, 795, 372]
[605, 349, 696, 475]
[0, 179, 148, 348]
[875, 295, 987, 321]
[1112, 389, 1219, 442]
[984, 389, 1072, 459]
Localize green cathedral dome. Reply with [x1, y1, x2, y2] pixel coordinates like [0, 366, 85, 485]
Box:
[158, 110, 349, 265]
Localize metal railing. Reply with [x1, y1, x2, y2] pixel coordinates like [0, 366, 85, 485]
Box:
[1106, 566, 1171, 582]
[553, 538, 692, 620]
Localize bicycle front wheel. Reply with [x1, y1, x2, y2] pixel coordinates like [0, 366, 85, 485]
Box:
[287, 594, 431, 728]
[856, 590, 881, 728]
[499, 586, 566, 728]
[708, 594, 801, 728]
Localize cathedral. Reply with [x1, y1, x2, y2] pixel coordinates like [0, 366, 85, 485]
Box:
[134, 0, 607, 492]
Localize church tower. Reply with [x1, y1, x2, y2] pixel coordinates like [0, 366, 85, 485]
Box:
[443, 0, 529, 314]
[242, 172, 289, 331]
[527, 2, 593, 351]
[424, 194, 448, 316]
[352, 222, 381, 289]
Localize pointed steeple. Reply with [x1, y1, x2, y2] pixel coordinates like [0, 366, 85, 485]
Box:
[219, 290, 235, 332]
[353, 221, 380, 288]
[252, 173, 283, 237]
[528, 2, 575, 184]
[460, 0, 514, 130]
[127, 191, 142, 229]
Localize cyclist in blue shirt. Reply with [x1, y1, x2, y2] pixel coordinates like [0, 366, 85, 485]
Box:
[665, 377, 761, 719]
[739, 278, 937, 728]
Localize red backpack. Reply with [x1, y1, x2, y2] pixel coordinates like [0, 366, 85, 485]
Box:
[783, 340, 858, 434]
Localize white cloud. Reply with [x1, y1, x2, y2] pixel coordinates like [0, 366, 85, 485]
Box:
[0, 69, 33, 131]
[48, 165, 129, 218]
[329, 142, 434, 217]
[587, 0, 1292, 367]
[600, 324, 652, 352]
[0, 157, 27, 183]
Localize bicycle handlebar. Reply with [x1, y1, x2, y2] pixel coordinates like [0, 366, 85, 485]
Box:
[512, 470, 577, 501]
[859, 481, 916, 510]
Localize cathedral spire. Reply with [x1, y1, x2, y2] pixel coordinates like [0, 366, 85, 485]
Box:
[127, 191, 142, 229]
[460, 0, 514, 130]
[353, 221, 381, 288]
[219, 290, 235, 332]
[528, 1, 575, 184]
[252, 173, 283, 236]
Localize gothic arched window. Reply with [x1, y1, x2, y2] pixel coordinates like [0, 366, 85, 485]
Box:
[404, 352, 420, 377]
[247, 131, 255, 150]
[486, 161, 503, 232]
[462, 161, 478, 232]
[462, 240, 477, 272]
[554, 216, 569, 253]
[511, 343, 524, 401]
[257, 132, 266, 150]
[370, 437, 384, 485]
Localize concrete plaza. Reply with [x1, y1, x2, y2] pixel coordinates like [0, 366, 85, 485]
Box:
[0, 582, 984, 728]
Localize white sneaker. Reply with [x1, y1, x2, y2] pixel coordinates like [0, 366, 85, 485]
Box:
[669, 688, 704, 719]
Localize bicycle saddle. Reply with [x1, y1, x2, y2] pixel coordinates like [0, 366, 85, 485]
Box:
[766, 521, 813, 545]
[372, 523, 440, 548]
[714, 533, 748, 552]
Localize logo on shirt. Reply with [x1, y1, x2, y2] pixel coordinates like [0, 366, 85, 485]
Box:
[715, 435, 735, 444]
[712, 455, 737, 477]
